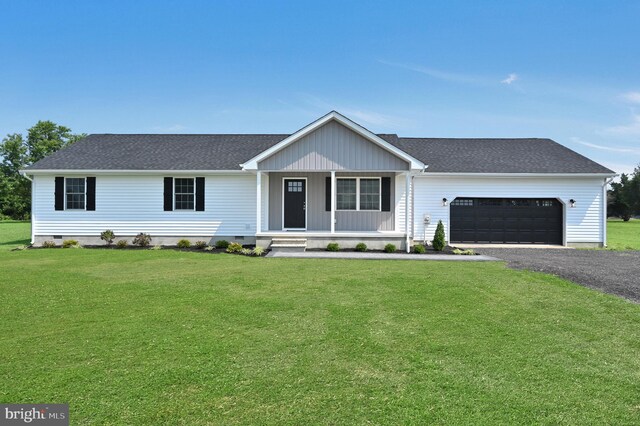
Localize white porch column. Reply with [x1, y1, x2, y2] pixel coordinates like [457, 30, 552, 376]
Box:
[405, 172, 411, 253]
[256, 171, 262, 233]
[330, 171, 336, 234]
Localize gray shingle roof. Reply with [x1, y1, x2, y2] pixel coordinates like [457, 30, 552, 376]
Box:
[26, 133, 614, 174]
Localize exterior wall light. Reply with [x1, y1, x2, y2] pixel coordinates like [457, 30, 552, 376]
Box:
[442, 198, 448, 206]
[569, 199, 576, 208]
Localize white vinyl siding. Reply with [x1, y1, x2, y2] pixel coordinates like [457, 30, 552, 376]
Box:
[413, 176, 605, 244]
[32, 174, 257, 237]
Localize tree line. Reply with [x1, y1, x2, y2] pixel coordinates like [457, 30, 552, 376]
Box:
[608, 166, 640, 220]
[0, 121, 85, 219]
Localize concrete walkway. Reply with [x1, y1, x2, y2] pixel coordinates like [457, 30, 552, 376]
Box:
[266, 251, 499, 261]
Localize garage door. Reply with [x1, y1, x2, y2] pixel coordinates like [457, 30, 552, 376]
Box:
[450, 198, 563, 244]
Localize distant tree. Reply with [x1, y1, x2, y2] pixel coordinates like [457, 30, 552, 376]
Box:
[608, 165, 640, 221]
[0, 121, 85, 219]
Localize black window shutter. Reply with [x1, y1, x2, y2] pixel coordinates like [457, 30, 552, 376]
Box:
[55, 177, 65, 210]
[325, 177, 331, 211]
[86, 177, 96, 211]
[381, 177, 391, 212]
[195, 177, 205, 211]
[163, 177, 173, 211]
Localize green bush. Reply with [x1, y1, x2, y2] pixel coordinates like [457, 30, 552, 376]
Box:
[132, 233, 152, 247]
[413, 244, 426, 254]
[432, 220, 446, 251]
[452, 248, 475, 255]
[204, 245, 215, 251]
[215, 240, 230, 249]
[384, 243, 396, 253]
[226, 242, 243, 253]
[355, 242, 367, 252]
[177, 239, 191, 248]
[252, 246, 265, 256]
[194, 240, 207, 249]
[116, 240, 128, 249]
[62, 239, 79, 248]
[326, 242, 340, 252]
[100, 230, 115, 246]
[241, 248, 253, 256]
[41, 240, 56, 248]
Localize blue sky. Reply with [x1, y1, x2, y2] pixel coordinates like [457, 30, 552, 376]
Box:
[1, 0, 639, 174]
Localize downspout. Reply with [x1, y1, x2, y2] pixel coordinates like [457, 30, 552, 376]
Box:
[20, 171, 34, 245]
[602, 177, 614, 247]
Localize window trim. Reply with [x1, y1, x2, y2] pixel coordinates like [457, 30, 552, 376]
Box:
[64, 177, 87, 211]
[173, 177, 196, 211]
[336, 177, 382, 212]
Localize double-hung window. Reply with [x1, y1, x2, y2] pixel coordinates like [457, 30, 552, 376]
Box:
[174, 178, 195, 210]
[65, 178, 86, 210]
[336, 177, 381, 211]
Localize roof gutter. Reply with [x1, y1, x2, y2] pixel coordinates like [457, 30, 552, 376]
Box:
[415, 172, 617, 178]
[20, 169, 248, 175]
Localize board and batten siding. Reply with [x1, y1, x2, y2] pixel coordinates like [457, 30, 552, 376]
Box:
[32, 174, 257, 237]
[267, 172, 400, 231]
[412, 176, 605, 244]
[258, 121, 410, 171]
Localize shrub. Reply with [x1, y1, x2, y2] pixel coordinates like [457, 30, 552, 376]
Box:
[13, 245, 28, 251]
[100, 230, 115, 246]
[204, 245, 215, 252]
[452, 248, 475, 255]
[432, 220, 446, 251]
[62, 239, 80, 248]
[226, 242, 243, 253]
[355, 242, 367, 252]
[150, 244, 162, 250]
[42, 240, 56, 248]
[384, 243, 396, 253]
[241, 248, 253, 256]
[413, 244, 426, 254]
[326, 242, 340, 252]
[194, 240, 207, 249]
[132, 233, 152, 247]
[177, 239, 191, 249]
[116, 240, 128, 248]
[215, 240, 230, 249]
[252, 246, 265, 256]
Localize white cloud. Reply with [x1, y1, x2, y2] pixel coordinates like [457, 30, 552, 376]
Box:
[501, 73, 518, 85]
[377, 60, 481, 84]
[620, 91, 640, 104]
[604, 114, 640, 136]
[571, 136, 640, 154]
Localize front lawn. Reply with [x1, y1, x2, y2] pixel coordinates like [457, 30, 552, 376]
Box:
[607, 218, 640, 250]
[0, 222, 639, 424]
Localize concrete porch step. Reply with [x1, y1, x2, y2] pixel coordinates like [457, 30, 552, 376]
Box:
[270, 238, 307, 253]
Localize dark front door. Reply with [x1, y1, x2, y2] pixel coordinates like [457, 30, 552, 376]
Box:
[283, 179, 306, 229]
[450, 198, 563, 244]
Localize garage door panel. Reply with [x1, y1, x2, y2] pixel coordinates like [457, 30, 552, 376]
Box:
[450, 198, 562, 244]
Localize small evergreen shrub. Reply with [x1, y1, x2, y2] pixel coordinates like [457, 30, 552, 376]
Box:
[116, 240, 128, 248]
[100, 230, 115, 246]
[194, 240, 207, 249]
[452, 248, 475, 255]
[252, 246, 265, 256]
[384, 243, 396, 253]
[177, 239, 191, 249]
[215, 240, 230, 249]
[413, 244, 426, 254]
[432, 220, 446, 252]
[132, 233, 152, 247]
[62, 239, 79, 248]
[326, 242, 340, 252]
[42, 240, 56, 248]
[355, 242, 367, 252]
[226, 242, 243, 253]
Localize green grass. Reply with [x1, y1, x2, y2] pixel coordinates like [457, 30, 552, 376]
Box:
[607, 219, 640, 250]
[1, 222, 639, 424]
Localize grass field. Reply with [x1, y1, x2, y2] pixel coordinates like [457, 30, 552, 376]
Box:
[607, 218, 640, 250]
[1, 222, 639, 424]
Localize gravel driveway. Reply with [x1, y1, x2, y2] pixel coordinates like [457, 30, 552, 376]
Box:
[474, 248, 640, 303]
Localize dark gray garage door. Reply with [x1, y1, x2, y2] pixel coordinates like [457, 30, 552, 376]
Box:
[450, 198, 563, 244]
